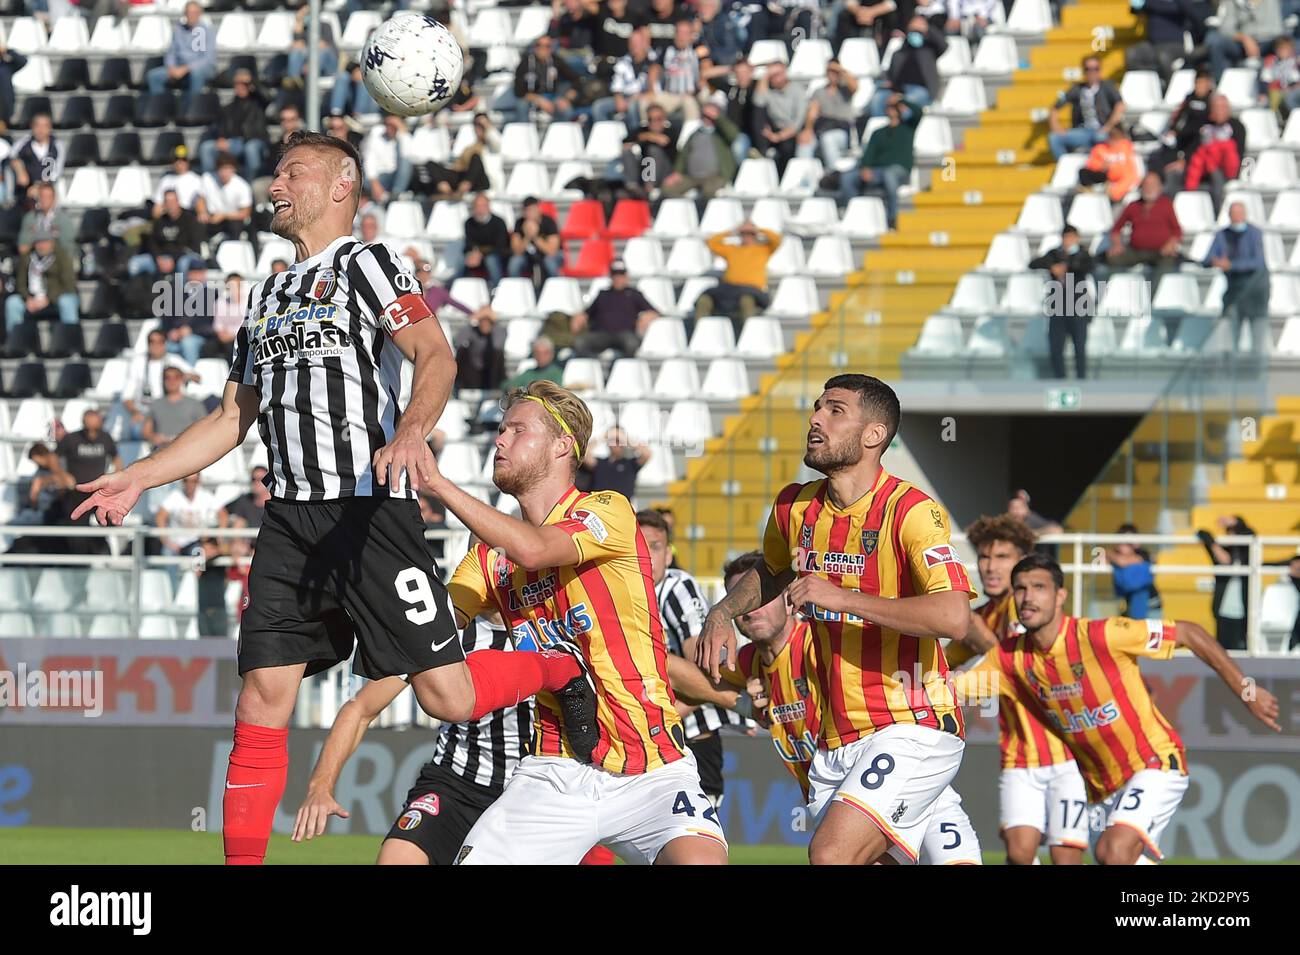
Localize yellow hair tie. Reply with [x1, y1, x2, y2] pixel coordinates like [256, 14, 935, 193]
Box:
[523, 395, 582, 458]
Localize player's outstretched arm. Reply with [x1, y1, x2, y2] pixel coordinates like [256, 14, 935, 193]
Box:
[293, 676, 408, 842]
[374, 317, 456, 493]
[1175, 620, 1281, 732]
[72, 381, 259, 526]
[697, 564, 793, 680]
[666, 653, 741, 709]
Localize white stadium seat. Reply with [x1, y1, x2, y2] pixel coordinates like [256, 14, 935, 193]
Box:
[910, 316, 964, 356]
[604, 358, 654, 400]
[1119, 71, 1163, 113]
[664, 400, 713, 448]
[736, 316, 786, 358]
[536, 277, 584, 316]
[1066, 193, 1114, 235]
[767, 276, 820, 317]
[490, 277, 538, 319]
[1016, 193, 1064, 236]
[839, 196, 889, 240]
[623, 237, 667, 278]
[699, 197, 746, 235]
[562, 358, 606, 395]
[540, 122, 586, 163]
[1000, 272, 1048, 317]
[837, 37, 881, 78]
[728, 159, 780, 198]
[666, 238, 716, 279]
[806, 236, 854, 278]
[650, 198, 701, 240]
[765, 235, 808, 278]
[946, 273, 998, 315]
[982, 233, 1030, 272]
[971, 34, 1019, 75]
[688, 317, 738, 359]
[638, 318, 689, 359]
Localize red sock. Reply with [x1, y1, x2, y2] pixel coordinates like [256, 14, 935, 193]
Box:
[466, 649, 580, 720]
[580, 845, 617, 866]
[223, 721, 289, 865]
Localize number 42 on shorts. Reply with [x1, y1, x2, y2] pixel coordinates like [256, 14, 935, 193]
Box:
[672, 791, 719, 824]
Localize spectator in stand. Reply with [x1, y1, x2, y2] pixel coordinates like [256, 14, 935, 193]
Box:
[713, 58, 759, 167]
[581, 427, 650, 500]
[1124, 0, 1201, 81]
[130, 190, 204, 276]
[156, 472, 225, 557]
[573, 259, 659, 356]
[1204, 201, 1270, 355]
[1197, 515, 1254, 650]
[1047, 55, 1126, 159]
[593, 25, 660, 125]
[503, 336, 566, 390]
[661, 98, 739, 200]
[13, 443, 74, 526]
[1007, 489, 1063, 538]
[497, 35, 585, 123]
[144, 365, 208, 448]
[1030, 225, 1095, 379]
[421, 111, 494, 198]
[161, 262, 218, 366]
[551, 0, 598, 70]
[17, 183, 74, 258]
[277, 104, 305, 151]
[1077, 124, 1141, 205]
[642, 0, 693, 54]
[108, 328, 199, 441]
[456, 192, 510, 286]
[754, 62, 808, 173]
[697, 222, 781, 327]
[1180, 94, 1245, 213]
[945, 0, 1001, 42]
[452, 306, 507, 393]
[803, 61, 859, 168]
[362, 113, 413, 204]
[5, 230, 79, 335]
[696, 0, 742, 70]
[199, 153, 253, 240]
[590, 0, 637, 79]
[153, 145, 204, 214]
[324, 110, 364, 150]
[1148, 68, 1215, 181]
[57, 408, 120, 554]
[837, 93, 920, 230]
[1258, 35, 1300, 116]
[657, 19, 708, 122]
[329, 59, 380, 118]
[198, 69, 269, 181]
[212, 273, 248, 361]
[1107, 523, 1163, 619]
[0, 41, 27, 130]
[225, 466, 270, 529]
[508, 197, 563, 284]
[1205, 0, 1283, 81]
[869, 16, 948, 116]
[617, 103, 677, 196]
[270, 259, 289, 275]
[1106, 171, 1183, 279]
[9, 112, 65, 197]
[285, 1, 339, 87]
[147, 1, 217, 112]
[832, 1, 898, 56]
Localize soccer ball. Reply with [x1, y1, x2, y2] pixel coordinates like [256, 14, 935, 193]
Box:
[360, 13, 465, 118]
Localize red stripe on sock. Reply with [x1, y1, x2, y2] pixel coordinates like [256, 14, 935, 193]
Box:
[223, 721, 289, 865]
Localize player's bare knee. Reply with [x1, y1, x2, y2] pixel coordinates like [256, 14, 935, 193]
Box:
[1095, 831, 1140, 866]
[376, 839, 429, 865]
[235, 669, 300, 726]
[411, 670, 474, 723]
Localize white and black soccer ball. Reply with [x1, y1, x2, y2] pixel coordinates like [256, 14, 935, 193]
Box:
[360, 13, 465, 117]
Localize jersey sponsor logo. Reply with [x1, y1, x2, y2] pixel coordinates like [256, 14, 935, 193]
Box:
[397, 809, 423, 831]
[380, 292, 433, 334]
[491, 549, 514, 590]
[1050, 700, 1121, 734]
[392, 270, 422, 294]
[409, 793, 440, 816]
[508, 573, 558, 611]
[511, 621, 539, 651]
[1146, 619, 1165, 651]
[860, 529, 878, 556]
[254, 300, 339, 335]
[805, 603, 864, 623]
[573, 509, 608, 543]
[252, 322, 351, 365]
[308, 268, 336, 301]
[817, 552, 865, 576]
[922, 544, 960, 567]
[514, 604, 594, 645]
[770, 699, 806, 723]
[772, 727, 817, 765]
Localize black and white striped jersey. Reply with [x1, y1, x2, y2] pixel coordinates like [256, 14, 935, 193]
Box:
[228, 235, 436, 500]
[431, 618, 533, 791]
[656, 567, 749, 738]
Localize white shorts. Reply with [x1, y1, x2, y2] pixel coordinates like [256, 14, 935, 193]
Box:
[1097, 769, 1189, 861]
[919, 786, 982, 865]
[455, 750, 728, 865]
[999, 762, 1090, 849]
[807, 723, 965, 864]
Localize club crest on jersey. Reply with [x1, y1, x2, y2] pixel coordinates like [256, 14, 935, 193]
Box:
[793, 676, 809, 698]
[860, 529, 879, 557]
[308, 268, 336, 301]
[1071, 661, 1087, 679]
[397, 809, 422, 831]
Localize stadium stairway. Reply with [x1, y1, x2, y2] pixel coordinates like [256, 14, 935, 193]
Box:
[662, 0, 1140, 575]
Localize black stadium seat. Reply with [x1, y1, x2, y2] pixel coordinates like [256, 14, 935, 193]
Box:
[3, 321, 40, 359]
[217, 54, 259, 89]
[76, 208, 111, 245]
[99, 94, 136, 130]
[10, 362, 50, 399]
[104, 131, 142, 166]
[84, 285, 122, 323]
[177, 91, 219, 128]
[15, 95, 52, 129]
[260, 53, 289, 89]
[147, 130, 186, 167]
[133, 92, 176, 128]
[47, 324, 87, 360]
[90, 321, 130, 358]
[89, 57, 132, 92]
[54, 362, 92, 399]
[56, 94, 95, 130]
[137, 56, 165, 89]
[49, 57, 90, 92]
[64, 132, 101, 168]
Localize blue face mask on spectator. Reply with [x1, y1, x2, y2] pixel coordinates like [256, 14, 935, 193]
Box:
[1230, 222, 1248, 233]
[1065, 242, 1080, 254]
[907, 31, 924, 48]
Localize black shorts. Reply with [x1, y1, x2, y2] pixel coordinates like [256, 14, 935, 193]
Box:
[385, 763, 502, 865]
[238, 496, 464, 680]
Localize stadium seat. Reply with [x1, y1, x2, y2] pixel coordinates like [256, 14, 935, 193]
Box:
[63, 167, 111, 208]
[87, 15, 127, 54]
[134, 568, 173, 615]
[998, 0, 1052, 33]
[512, 5, 552, 46]
[637, 443, 678, 485]
[502, 162, 549, 200]
[982, 233, 1030, 272]
[1173, 191, 1216, 234]
[90, 321, 130, 359]
[767, 276, 820, 317]
[1217, 68, 1258, 111]
[1151, 273, 1204, 317]
[967, 316, 1010, 356]
[665, 238, 714, 279]
[1247, 149, 1297, 191]
[936, 35, 973, 77]
[562, 237, 615, 277]
[778, 158, 823, 198]
[0, 613, 36, 637]
[650, 198, 701, 241]
[0, 568, 34, 608]
[605, 199, 651, 239]
[1119, 71, 1163, 113]
[638, 318, 689, 359]
[558, 199, 605, 242]
[971, 34, 1019, 75]
[500, 122, 541, 163]
[1275, 317, 1300, 356]
[1215, 189, 1266, 226]
[1000, 272, 1048, 317]
[750, 197, 790, 235]
[788, 197, 838, 237]
[766, 235, 808, 278]
[172, 573, 199, 615]
[806, 236, 855, 278]
[699, 197, 746, 235]
[838, 37, 881, 78]
[1269, 274, 1300, 317]
[426, 201, 469, 244]
[10, 363, 49, 399]
[49, 55, 90, 92]
[215, 240, 257, 277]
[1016, 193, 1064, 236]
[535, 277, 584, 316]
[736, 316, 786, 358]
[561, 358, 605, 394]
[728, 159, 780, 198]
[88, 615, 132, 639]
[664, 400, 713, 449]
[1242, 109, 1281, 151]
[910, 316, 964, 355]
[1099, 273, 1151, 318]
[64, 132, 101, 167]
[603, 358, 654, 400]
[1168, 316, 1216, 352]
[489, 278, 538, 319]
[748, 39, 788, 66]
[108, 167, 153, 208]
[31, 568, 86, 613]
[584, 121, 629, 163]
[383, 200, 427, 239]
[622, 236, 666, 278]
[436, 400, 473, 441]
[788, 38, 832, 80]
[945, 273, 998, 316]
[1269, 190, 1300, 232]
[438, 443, 485, 486]
[1066, 193, 1114, 235]
[539, 122, 585, 163]
[689, 317, 738, 359]
[913, 115, 954, 160]
[1115, 317, 1168, 355]
[256, 11, 295, 51]
[216, 11, 257, 49]
[469, 7, 514, 48]
[55, 94, 94, 130]
[340, 11, 383, 49]
[1088, 316, 1119, 356]
[937, 76, 988, 115]
[617, 400, 664, 445]
[700, 358, 751, 400]
[448, 277, 491, 313]
[6, 16, 47, 52]
[636, 277, 677, 315]
[53, 362, 92, 399]
[838, 196, 889, 240]
[1047, 153, 1089, 193]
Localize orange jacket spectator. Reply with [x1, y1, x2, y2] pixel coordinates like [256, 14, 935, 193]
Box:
[1083, 134, 1139, 202]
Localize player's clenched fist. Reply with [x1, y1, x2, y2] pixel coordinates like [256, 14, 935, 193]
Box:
[292, 789, 350, 842]
[70, 471, 146, 526]
[785, 574, 854, 616]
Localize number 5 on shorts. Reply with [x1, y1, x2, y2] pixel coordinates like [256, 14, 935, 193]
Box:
[394, 567, 440, 625]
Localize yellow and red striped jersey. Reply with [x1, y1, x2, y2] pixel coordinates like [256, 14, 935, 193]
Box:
[762, 470, 976, 749]
[732, 620, 818, 801]
[448, 486, 685, 775]
[954, 615, 1187, 800]
[952, 594, 1074, 770]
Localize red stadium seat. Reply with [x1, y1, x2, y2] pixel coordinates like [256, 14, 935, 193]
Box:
[605, 199, 651, 239]
[538, 200, 560, 223]
[562, 237, 613, 278]
[560, 199, 606, 241]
